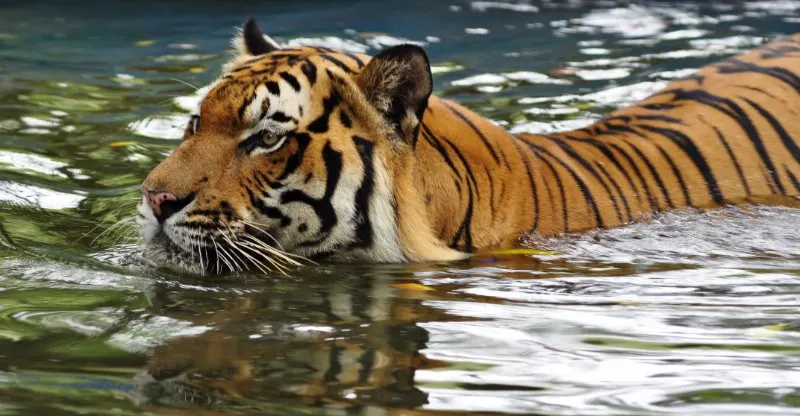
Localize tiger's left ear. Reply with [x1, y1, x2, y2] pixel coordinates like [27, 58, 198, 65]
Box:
[233, 17, 281, 56]
[356, 44, 433, 143]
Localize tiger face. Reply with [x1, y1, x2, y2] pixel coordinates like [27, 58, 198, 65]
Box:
[137, 18, 463, 274]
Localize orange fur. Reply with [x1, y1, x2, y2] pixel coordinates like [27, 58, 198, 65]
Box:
[140, 28, 800, 270]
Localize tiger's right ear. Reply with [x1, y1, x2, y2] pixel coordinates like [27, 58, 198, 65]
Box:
[232, 17, 281, 56]
[356, 44, 433, 143]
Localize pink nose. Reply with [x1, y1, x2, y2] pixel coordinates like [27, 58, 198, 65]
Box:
[142, 187, 177, 217]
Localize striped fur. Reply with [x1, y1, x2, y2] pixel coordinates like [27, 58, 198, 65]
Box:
[137, 19, 800, 274]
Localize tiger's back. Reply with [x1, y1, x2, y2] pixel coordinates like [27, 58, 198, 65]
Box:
[416, 33, 800, 250]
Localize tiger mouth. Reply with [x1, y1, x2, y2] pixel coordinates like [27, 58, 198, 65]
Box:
[144, 225, 305, 276]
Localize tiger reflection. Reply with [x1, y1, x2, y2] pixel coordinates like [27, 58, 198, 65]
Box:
[130, 272, 448, 412]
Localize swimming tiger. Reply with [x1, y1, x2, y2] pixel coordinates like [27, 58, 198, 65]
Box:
[137, 18, 800, 274]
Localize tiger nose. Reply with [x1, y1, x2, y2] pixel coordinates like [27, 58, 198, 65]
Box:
[142, 187, 194, 222]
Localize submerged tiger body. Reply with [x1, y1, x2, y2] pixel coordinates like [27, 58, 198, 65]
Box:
[137, 18, 800, 274]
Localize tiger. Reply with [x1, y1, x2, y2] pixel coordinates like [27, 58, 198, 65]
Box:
[137, 17, 800, 274]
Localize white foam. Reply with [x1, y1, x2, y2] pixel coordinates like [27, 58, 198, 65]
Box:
[465, 28, 490, 35]
[575, 68, 631, 81]
[470, 1, 539, 12]
[285, 36, 369, 54]
[127, 114, 188, 140]
[573, 6, 667, 38]
[0, 181, 84, 209]
[659, 29, 709, 40]
[0, 151, 67, 178]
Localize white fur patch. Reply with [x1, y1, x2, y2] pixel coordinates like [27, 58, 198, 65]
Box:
[348, 150, 404, 262]
[136, 194, 159, 243]
[239, 76, 310, 148]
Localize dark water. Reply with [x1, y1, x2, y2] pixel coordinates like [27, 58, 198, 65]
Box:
[1, 1, 800, 414]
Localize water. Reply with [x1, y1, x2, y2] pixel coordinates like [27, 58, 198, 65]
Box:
[1, 0, 799, 414]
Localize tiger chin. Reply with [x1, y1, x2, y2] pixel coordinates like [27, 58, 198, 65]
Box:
[137, 17, 800, 275]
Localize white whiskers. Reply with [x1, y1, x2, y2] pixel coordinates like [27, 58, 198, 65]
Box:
[169, 77, 200, 91]
[192, 223, 311, 276]
[89, 216, 139, 246]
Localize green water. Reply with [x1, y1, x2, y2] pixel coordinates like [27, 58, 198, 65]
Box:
[1, 1, 800, 415]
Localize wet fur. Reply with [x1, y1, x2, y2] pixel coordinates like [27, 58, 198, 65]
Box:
[138, 20, 800, 273]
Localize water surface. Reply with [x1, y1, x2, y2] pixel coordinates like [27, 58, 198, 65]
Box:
[1, 1, 800, 414]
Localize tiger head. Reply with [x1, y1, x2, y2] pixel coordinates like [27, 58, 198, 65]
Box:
[137, 18, 467, 274]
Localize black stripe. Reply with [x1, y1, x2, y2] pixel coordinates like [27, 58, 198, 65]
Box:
[441, 100, 506, 167]
[279, 71, 301, 91]
[660, 88, 785, 194]
[628, 144, 674, 209]
[300, 60, 317, 86]
[443, 137, 481, 199]
[603, 115, 632, 124]
[641, 103, 678, 110]
[743, 97, 800, 167]
[656, 145, 693, 206]
[607, 142, 658, 212]
[567, 127, 650, 212]
[283, 141, 341, 239]
[525, 143, 569, 231]
[450, 179, 474, 251]
[510, 137, 540, 230]
[529, 143, 605, 229]
[634, 114, 685, 124]
[715, 58, 800, 93]
[543, 136, 625, 223]
[735, 84, 786, 103]
[218, 201, 236, 222]
[307, 91, 341, 133]
[265, 81, 280, 96]
[254, 171, 282, 191]
[339, 110, 352, 128]
[246, 188, 291, 227]
[420, 125, 461, 180]
[703, 120, 752, 196]
[594, 161, 633, 222]
[269, 111, 293, 123]
[344, 53, 365, 68]
[320, 54, 354, 73]
[603, 124, 673, 209]
[636, 124, 722, 204]
[277, 133, 311, 180]
[585, 137, 641, 216]
[484, 164, 497, 216]
[351, 136, 375, 249]
[442, 139, 479, 250]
